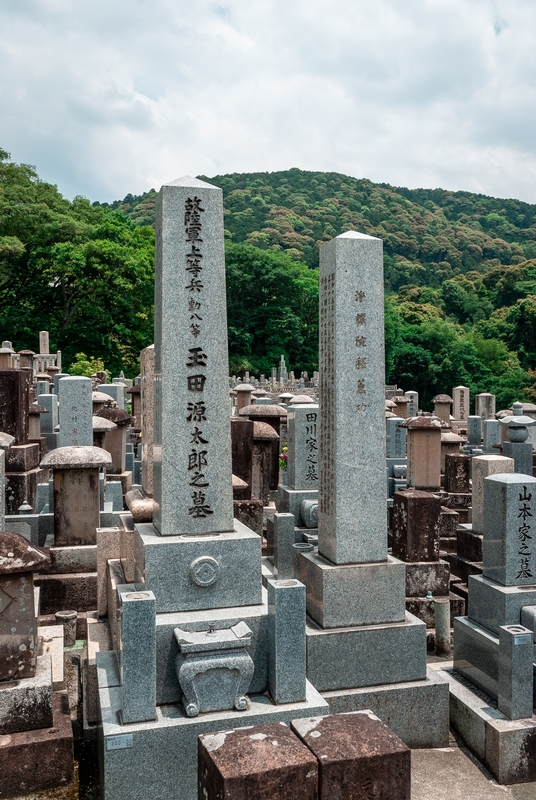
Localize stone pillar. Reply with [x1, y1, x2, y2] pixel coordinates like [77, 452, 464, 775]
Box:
[287, 404, 319, 490]
[0, 369, 30, 444]
[140, 344, 155, 497]
[0, 532, 50, 680]
[118, 589, 157, 723]
[318, 231, 386, 565]
[444, 454, 471, 494]
[386, 417, 406, 458]
[39, 331, 49, 354]
[231, 418, 253, 500]
[98, 383, 125, 410]
[483, 419, 500, 453]
[453, 386, 469, 421]
[432, 395, 453, 425]
[400, 416, 449, 491]
[467, 416, 482, 446]
[153, 177, 233, 535]
[392, 396, 410, 419]
[472, 455, 514, 534]
[235, 383, 255, 411]
[40, 446, 111, 546]
[53, 372, 69, 395]
[498, 624, 533, 720]
[392, 490, 441, 562]
[267, 578, 306, 704]
[476, 393, 496, 421]
[483, 473, 536, 586]
[58, 376, 93, 447]
[38, 393, 58, 434]
[273, 512, 296, 579]
[405, 390, 419, 419]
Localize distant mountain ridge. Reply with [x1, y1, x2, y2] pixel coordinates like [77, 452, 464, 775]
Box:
[95, 168, 536, 291]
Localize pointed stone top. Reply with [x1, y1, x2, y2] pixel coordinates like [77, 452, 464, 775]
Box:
[336, 230, 380, 241]
[0, 532, 50, 574]
[164, 176, 219, 190]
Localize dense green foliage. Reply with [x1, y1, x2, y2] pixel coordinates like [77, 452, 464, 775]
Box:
[103, 169, 536, 291]
[4, 151, 536, 408]
[0, 148, 154, 374]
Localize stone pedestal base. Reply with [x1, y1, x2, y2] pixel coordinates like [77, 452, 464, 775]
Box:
[35, 571, 97, 614]
[440, 666, 536, 784]
[97, 653, 328, 800]
[305, 611, 427, 691]
[0, 691, 74, 798]
[298, 551, 406, 629]
[322, 666, 450, 748]
[133, 520, 262, 613]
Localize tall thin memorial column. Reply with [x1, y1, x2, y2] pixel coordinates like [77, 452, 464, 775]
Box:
[153, 177, 234, 536]
[318, 231, 387, 564]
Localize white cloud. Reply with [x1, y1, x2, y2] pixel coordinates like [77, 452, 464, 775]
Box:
[1, 0, 536, 203]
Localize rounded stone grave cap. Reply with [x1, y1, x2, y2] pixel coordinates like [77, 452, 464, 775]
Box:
[18, 349, 36, 356]
[92, 416, 117, 432]
[252, 388, 267, 397]
[385, 399, 397, 409]
[289, 394, 314, 404]
[393, 395, 410, 404]
[94, 407, 131, 426]
[92, 390, 116, 403]
[252, 421, 280, 440]
[40, 445, 112, 470]
[239, 404, 287, 417]
[441, 432, 465, 443]
[278, 393, 294, 400]
[127, 384, 141, 395]
[385, 410, 398, 418]
[432, 394, 454, 404]
[29, 403, 48, 415]
[0, 347, 14, 356]
[0, 431, 16, 451]
[235, 383, 255, 392]
[35, 373, 52, 382]
[399, 415, 451, 430]
[0, 532, 50, 574]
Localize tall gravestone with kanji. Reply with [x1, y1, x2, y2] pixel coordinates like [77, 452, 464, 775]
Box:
[295, 231, 449, 747]
[97, 177, 326, 800]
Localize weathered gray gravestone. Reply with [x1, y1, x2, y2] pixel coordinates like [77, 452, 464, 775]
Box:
[58, 376, 93, 447]
[318, 232, 386, 564]
[153, 177, 233, 536]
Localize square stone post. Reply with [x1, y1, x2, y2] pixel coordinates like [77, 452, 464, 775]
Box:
[140, 344, 155, 496]
[318, 232, 386, 565]
[267, 578, 306, 704]
[58, 376, 93, 447]
[471, 455, 514, 534]
[453, 386, 469, 421]
[153, 177, 233, 535]
[118, 589, 157, 723]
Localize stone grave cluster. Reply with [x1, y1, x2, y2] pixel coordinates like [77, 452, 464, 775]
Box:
[1, 174, 536, 799]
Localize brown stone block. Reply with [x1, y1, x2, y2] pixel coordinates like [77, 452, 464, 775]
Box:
[28, 435, 48, 461]
[34, 572, 97, 614]
[292, 711, 410, 800]
[0, 691, 74, 798]
[5, 467, 45, 515]
[0, 368, 30, 444]
[198, 722, 318, 800]
[391, 490, 441, 562]
[444, 453, 471, 493]
[233, 498, 264, 535]
[405, 560, 450, 597]
[447, 553, 482, 585]
[116, 470, 132, 495]
[0, 572, 37, 681]
[54, 467, 100, 546]
[437, 506, 459, 539]
[456, 528, 483, 563]
[5, 443, 40, 472]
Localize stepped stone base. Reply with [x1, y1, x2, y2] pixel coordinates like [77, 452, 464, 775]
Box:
[98, 649, 328, 800]
[0, 691, 74, 798]
[440, 666, 536, 784]
[322, 666, 450, 748]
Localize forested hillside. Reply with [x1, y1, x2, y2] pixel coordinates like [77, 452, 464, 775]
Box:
[2, 150, 536, 409]
[99, 168, 536, 291]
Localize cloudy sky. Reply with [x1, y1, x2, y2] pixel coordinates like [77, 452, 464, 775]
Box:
[1, 0, 536, 203]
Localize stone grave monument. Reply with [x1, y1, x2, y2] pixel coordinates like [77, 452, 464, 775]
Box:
[96, 176, 327, 800]
[294, 231, 449, 745]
